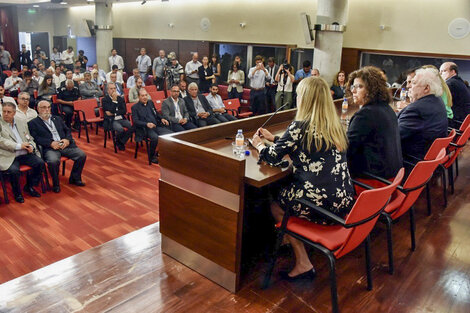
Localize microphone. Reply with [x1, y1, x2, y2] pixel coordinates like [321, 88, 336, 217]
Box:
[393, 80, 407, 101]
[259, 101, 292, 130]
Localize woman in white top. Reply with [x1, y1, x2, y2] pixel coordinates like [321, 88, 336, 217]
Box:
[274, 64, 295, 110]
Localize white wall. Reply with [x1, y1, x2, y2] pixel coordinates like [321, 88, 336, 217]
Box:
[16, 0, 470, 56]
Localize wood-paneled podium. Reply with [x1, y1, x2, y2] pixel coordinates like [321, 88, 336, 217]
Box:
[159, 109, 296, 293]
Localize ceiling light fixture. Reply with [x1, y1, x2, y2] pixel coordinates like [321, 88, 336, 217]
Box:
[141, 0, 146, 4]
[60, 1, 67, 4]
[33, 4, 39, 7]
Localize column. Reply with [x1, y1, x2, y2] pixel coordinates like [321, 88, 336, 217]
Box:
[313, 0, 348, 85]
[95, 2, 113, 72]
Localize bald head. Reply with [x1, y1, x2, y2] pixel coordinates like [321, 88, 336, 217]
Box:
[439, 62, 458, 81]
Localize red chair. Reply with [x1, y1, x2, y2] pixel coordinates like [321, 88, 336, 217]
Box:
[3, 70, 11, 77]
[0, 165, 47, 204]
[144, 85, 157, 93]
[241, 88, 251, 109]
[443, 124, 470, 194]
[364, 149, 447, 274]
[43, 157, 70, 191]
[448, 114, 470, 178]
[73, 99, 103, 143]
[144, 75, 154, 87]
[217, 84, 228, 100]
[123, 88, 130, 96]
[154, 99, 163, 113]
[263, 169, 405, 313]
[148, 90, 165, 101]
[223, 98, 253, 118]
[122, 72, 128, 83]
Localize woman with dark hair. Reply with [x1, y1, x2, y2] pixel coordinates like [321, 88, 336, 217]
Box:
[198, 56, 215, 93]
[346, 66, 403, 179]
[38, 74, 56, 102]
[210, 54, 221, 85]
[227, 62, 244, 100]
[330, 70, 347, 100]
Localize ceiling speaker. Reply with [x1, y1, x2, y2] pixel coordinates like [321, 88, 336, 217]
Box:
[448, 18, 470, 39]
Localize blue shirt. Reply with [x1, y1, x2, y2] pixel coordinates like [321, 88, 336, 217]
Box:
[295, 69, 311, 81]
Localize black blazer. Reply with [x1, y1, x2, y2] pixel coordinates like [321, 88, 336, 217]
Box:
[28, 115, 76, 151]
[398, 94, 448, 159]
[447, 76, 470, 122]
[347, 100, 403, 179]
[102, 95, 127, 128]
[183, 95, 214, 124]
[131, 100, 165, 142]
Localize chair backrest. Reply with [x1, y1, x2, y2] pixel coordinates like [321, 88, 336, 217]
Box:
[445, 124, 470, 167]
[334, 168, 405, 259]
[424, 129, 456, 161]
[3, 70, 11, 77]
[73, 99, 99, 122]
[149, 91, 166, 101]
[395, 149, 448, 218]
[241, 88, 251, 106]
[458, 114, 470, 132]
[51, 94, 58, 103]
[123, 88, 130, 96]
[154, 99, 163, 113]
[218, 84, 228, 100]
[224, 98, 241, 111]
[122, 72, 128, 82]
[144, 85, 157, 93]
[126, 102, 136, 115]
[144, 76, 154, 87]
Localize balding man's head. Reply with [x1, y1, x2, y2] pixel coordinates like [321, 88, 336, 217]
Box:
[439, 62, 458, 81]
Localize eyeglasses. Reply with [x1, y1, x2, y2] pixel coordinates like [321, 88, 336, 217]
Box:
[350, 84, 364, 91]
[19, 97, 30, 100]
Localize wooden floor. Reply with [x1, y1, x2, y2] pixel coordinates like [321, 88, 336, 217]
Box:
[1, 147, 470, 312]
[0, 128, 160, 284]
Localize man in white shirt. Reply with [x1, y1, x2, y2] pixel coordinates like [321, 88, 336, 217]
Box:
[0, 86, 17, 109]
[4, 68, 23, 97]
[53, 66, 66, 89]
[15, 92, 37, 122]
[0, 44, 12, 70]
[32, 68, 44, 85]
[50, 47, 61, 64]
[185, 52, 201, 86]
[106, 65, 124, 84]
[108, 49, 124, 72]
[126, 68, 145, 89]
[61, 46, 75, 70]
[72, 66, 84, 84]
[248, 55, 271, 115]
[206, 84, 237, 123]
[136, 48, 152, 83]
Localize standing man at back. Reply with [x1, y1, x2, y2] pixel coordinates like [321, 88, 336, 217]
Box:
[108, 49, 124, 73]
[153, 50, 167, 91]
[248, 55, 271, 115]
[185, 52, 201, 87]
[440, 62, 470, 125]
[136, 48, 152, 83]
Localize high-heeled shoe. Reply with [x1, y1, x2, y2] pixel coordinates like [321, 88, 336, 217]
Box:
[279, 268, 316, 282]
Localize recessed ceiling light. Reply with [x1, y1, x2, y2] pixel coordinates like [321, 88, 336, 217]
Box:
[60, 2, 67, 4]
[33, 4, 39, 7]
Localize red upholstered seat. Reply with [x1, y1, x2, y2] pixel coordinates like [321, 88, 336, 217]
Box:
[276, 217, 350, 251]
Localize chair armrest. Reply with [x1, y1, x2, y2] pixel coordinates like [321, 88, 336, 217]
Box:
[295, 198, 346, 226]
[226, 108, 238, 116]
[448, 127, 463, 136]
[452, 119, 464, 126]
[404, 153, 423, 162]
[362, 171, 393, 185]
[403, 159, 416, 167]
[450, 142, 465, 148]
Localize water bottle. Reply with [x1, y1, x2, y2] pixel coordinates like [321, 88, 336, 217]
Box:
[341, 97, 348, 114]
[400, 88, 407, 101]
[235, 129, 244, 156]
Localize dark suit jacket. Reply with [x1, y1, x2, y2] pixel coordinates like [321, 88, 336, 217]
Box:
[161, 97, 190, 124]
[347, 100, 403, 179]
[398, 94, 448, 159]
[131, 100, 165, 142]
[28, 115, 76, 151]
[102, 95, 127, 129]
[104, 82, 124, 96]
[183, 95, 214, 124]
[447, 75, 470, 121]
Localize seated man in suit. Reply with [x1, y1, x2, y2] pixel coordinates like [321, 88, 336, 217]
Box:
[79, 71, 103, 100]
[0, 102, 45, 203]
[178, 80, 188, 99]
[131, 89, 173, 164]
[206, 84, 237, 123]
[104, 72, 124, 97]
[398, 67, 448, 159]
[102, 83, 134, 151]
[28, 101, 87, 193]
[184, 82, 221, 127]
[161, 85, 197, 132]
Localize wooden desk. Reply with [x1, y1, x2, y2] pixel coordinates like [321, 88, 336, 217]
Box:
[159, 103, 359, 293]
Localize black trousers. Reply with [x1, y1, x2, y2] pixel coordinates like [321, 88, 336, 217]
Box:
[194, 116, 221, 127]
[4, 154, 45, 196]
[112, 119, 134, 145]
[250, 89, 267, 115]
[146, 126, 174, 158]
[44, 146, 86, 186]
[62, 105, 74, 128]
[171, 121, 197, 132]
[154, 77, 165, 91]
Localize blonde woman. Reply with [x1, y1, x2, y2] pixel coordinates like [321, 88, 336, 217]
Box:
[252, 76, 354, 280]
[422, 64, 453, 119]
